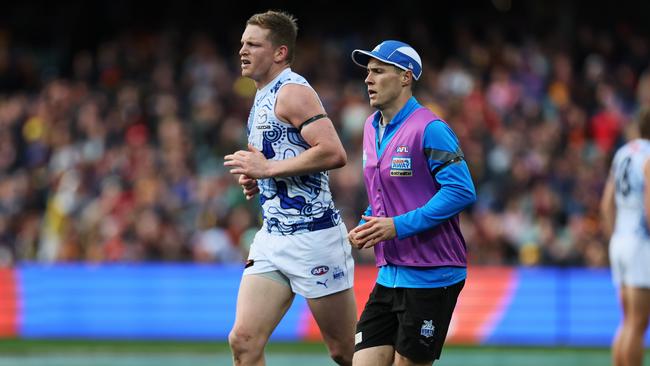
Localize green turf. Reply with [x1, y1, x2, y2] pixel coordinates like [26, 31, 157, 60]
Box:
[0, 339, 332, 354]
[0, 340, 648, 366]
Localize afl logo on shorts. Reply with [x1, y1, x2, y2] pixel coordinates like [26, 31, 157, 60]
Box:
[311, 265, 329, 276]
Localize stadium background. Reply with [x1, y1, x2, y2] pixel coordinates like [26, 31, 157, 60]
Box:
[1, 0, 649, 364]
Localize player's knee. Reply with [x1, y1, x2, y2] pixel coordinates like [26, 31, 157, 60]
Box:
[629, 316, 649, 333]
[328, 345, 353, 366]
[330, 352, 351, 366]
[228, 327, 264, 355]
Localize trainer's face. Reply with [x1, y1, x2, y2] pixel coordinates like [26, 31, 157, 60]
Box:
[239, 25, 276, 81]
[365, 58, 404, 110]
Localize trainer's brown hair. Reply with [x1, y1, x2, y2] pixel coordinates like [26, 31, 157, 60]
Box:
[640, 107, 650, 140]
[247, 10, 298, 64]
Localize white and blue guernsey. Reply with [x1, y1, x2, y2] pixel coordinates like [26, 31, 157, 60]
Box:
[247, 68, 341, 235]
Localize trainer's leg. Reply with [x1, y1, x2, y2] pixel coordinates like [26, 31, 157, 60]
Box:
[623, 287, 650, 366]
[229, 275, 295, 366]
[353, 346, 394, 366]
[613, 286, 629, 366]
[307, 288, 357, 365]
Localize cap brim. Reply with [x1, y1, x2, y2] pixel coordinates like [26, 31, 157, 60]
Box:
[351, 49, 417, 79]
[351, 49, 375, 68]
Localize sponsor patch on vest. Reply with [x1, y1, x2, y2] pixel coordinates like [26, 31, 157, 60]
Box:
[390, 156, 412, 176]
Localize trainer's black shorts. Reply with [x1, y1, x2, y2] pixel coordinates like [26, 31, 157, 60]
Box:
[354, 280, 464, 363]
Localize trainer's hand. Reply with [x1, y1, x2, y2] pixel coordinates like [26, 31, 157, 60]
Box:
[349, 216, 396, 249]
[224, 144, 272, 179]
[238, 174, 259, 200]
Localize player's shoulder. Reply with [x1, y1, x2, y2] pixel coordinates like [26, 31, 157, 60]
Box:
[276, 83, 319, 112]
[616, 139, 650, 159]
[276, 71, 312, 95]
[280, 69, 310, 87]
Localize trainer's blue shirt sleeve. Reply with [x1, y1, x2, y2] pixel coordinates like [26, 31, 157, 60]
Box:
[393, 120, 476, 239]
[359, 205, 373, 225]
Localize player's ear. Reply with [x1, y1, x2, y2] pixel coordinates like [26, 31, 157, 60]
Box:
[275, 45, 289, 63]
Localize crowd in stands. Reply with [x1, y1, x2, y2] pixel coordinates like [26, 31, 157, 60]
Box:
[0, 19, 648, 267]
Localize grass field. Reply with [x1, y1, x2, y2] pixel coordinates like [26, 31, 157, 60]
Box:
[0, 339, 648, 365]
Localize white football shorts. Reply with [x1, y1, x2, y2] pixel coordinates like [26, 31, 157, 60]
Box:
[609, 234, 650, 288]
[244, 222, 354, 298]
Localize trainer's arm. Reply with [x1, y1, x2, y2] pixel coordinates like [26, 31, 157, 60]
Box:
[270, 84, 346, 177]
[359, 205, 372, 225]
[600, 174, 616, 238]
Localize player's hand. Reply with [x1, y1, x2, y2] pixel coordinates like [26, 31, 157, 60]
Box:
[347, 227, 366, 249]
[224, 144, 271, 179]
[350, 216, 396, 249]
[238, 174, 259, 200]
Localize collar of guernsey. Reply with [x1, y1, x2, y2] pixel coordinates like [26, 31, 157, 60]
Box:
[372, 96, 420, 158]
[257, 67, 292, 92]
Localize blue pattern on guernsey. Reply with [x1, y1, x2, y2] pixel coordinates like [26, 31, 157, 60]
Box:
[360, 97, 474, 288]
[247, 68, 340, 235]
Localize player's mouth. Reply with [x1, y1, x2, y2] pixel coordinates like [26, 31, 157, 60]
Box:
[368, 89, 377, 98]
[241, 59, 251, 68]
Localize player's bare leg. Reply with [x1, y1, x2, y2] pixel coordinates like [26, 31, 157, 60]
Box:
[307, 288, 357, 365]
[229, 275, 294, 366]
[353, 345, 394, 366]
[623, 287, 650, 366]
[613, 286, 629, 366]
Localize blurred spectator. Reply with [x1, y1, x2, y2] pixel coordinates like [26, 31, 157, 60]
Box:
[0, 11, 647, 268]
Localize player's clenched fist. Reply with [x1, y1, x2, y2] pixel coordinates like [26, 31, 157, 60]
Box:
[238, 174, 259, 200]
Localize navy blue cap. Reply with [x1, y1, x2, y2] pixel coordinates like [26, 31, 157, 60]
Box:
[351, 40, 422, 80]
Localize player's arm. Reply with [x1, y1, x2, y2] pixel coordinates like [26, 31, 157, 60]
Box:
[224, 84, 346, 179]
[270, 84, 347, 177]
[391, 120, 476, 239]
[599, 173, 616, 238]
[643, 159, 650, 228]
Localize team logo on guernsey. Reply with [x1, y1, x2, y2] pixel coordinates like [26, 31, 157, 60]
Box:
[390, 156, 412, 176]
[420, 320, 435, 338]
[255, 111, 270, 129]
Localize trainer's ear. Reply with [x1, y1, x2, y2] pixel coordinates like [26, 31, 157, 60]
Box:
[402, 70, 413, 86]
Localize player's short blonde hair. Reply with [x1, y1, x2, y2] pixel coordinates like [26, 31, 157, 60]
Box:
[247, 10, 298, 64]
